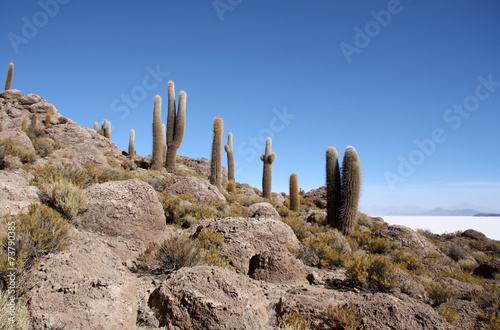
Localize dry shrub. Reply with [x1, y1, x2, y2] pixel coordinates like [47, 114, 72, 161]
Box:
[390, 249, 423, 274]
[345, 253, 398, 292]
[194, 231, 229, 268]
[83, 164, 134, 184]
[32, 137, 60, 157]
[326, 303, 362, 330]
[278, 310, 310, 330]
[155, 230, 203, 274]
[437, 305, 459, 325]
[0, 139, 36, 168]
[423, 280, 459, 306]
[458, 258, 478, 272]
[0, 204, 72, 296]
[0, 289, 31, 330]
[38, 178, 88, 220]
[302, 231, 349, 269]
[448, 243, 468, 262]
[369, 237, 398, 254]
[31, 163, 93, 188]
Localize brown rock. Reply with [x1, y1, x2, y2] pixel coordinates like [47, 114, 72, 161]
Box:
[301, 210, 327, 223]
[77, 179, 166, 244]
[305, 186, 327, 209]
[0, 89, 23, 99]
[0, 129, 35, 152]
[148, 266, 271, 329]
[236, 182, 259, 199]
[247, 202, 280, 220]
[190, 217, 300, 274]
[271, 192, 286, 205]
[0, 170, 40, 217]
[18, 93, 43, 105]
[473, 258, 500, 278]
[249, 250, 310, 285]
[46, 122, 121, 156]
[166, 175, 225, 202]
[27, 230, 138, 330]
[49, 143, 108, 168]
[461, 229, 490, 242]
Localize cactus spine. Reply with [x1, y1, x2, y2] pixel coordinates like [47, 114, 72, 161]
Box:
[326, 146, 342, 228]
[210, 116, 223, 188]
[224, 132, 235, 182]
[260, 137, 276, 199]
[128, 129, 136, 157]
[5, 62, 13, 91]
[339, 146, 361, 235]
[289, 173, 300, 212]
[165, 81, 186, 172]
[151, 95, 163, 171]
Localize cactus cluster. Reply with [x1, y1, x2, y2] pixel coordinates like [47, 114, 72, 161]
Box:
[260, 137, 276, 199]
[165, 81, 186, 172]
[4, 62, 13, 91]
[210, 116, 223, 188]
[326, 146, 361, 235]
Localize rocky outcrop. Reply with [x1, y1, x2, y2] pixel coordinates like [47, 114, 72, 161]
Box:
[46, 122, 121, 156]
[48, 143, 109, 168]
[27, 230, 138, 330]
[190, 217, 301, 274]
[0, 170, 40, 217]
[248, 250, 310, 285]
[77, 179, 166, 244]
[247, 202, 281, 220]
[462, 229, 490, 243]
[305, 186, 327, 209]
[0, 130, 35, 152]
[473, 258, 500, 278]
[165, 175, 225, 202]
[149, 266, 271, 329]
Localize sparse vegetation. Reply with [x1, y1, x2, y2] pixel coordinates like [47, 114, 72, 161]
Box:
[423, 280, 459, 306]
[326, 303, 362, 330]
[278, 310, 310, 330]
[38, 177, 88, 220]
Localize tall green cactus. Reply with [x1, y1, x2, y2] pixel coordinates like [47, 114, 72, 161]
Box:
[128, 129, 136, 157]
[30, 113, 37, 131]
[103, 121, 111, 139]
[151, 95, 163, 171]
[224, 132, 235, 182]
[210, 116, 223, 188]
[326, 146, 342, 228]
[289, 173, 300, 212]
[4, 62, 13, 91]
[162, 124, 167, 164]
[260, 137, 276, 199]
[339, 146, 361, 235]
[165, 81, 186, 172]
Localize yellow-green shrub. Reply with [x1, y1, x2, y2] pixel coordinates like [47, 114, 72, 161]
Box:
[390, 249, 423, 274]
[302, 231, 349, 268]
[326, 303, 362, 330]
[0, 139, 36, 167]
[0, 204, 72, 295]
[32, 137, 60, 157]
[278, 310, 310, 330]
[369, 237, 398, 254]
[83, 164, 134, 184]
[423, 280, 459, 306]
[38, 178, 88, 220]
[31, 163, 93, 188]
[194, 231, 229, 268]
[437, 305, 459, 325]
[345, 253, 398, 292]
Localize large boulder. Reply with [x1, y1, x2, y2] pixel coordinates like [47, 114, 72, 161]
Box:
[0, 170, 40, 217]
[49, 143, 108, 168]
[46, 122, 121, 156]
[149, 266, 271, 329]
[190, 217, 300, 274]
[0, 129, 35, 152]
[462, 229, 491, 242]
[27, 230, 138, 329]
[247, 202, 280, 221]
[77, 179, 166, 244]
[473, 258, 500, 279]
[165, 175, 225, 202]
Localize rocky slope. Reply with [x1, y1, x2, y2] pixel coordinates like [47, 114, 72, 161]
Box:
[1, 89, 499, 329]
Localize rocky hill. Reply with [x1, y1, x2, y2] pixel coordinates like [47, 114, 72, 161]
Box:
[1, 89, 499, 329]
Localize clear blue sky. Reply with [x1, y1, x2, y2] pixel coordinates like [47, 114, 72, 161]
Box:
[2, 1, 500, 212]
